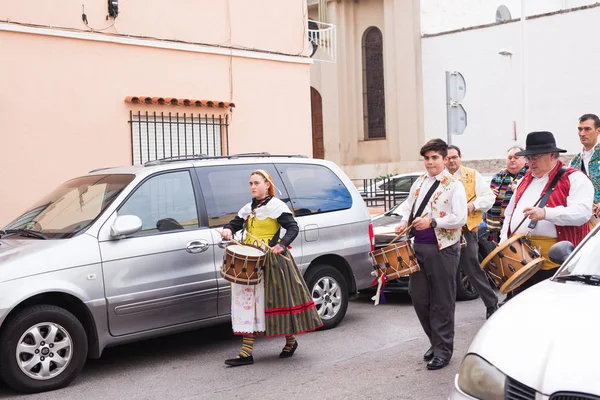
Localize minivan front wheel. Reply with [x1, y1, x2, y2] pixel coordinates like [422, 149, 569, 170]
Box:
[305, 265, 348, 330]
[0, 305, 88, 393]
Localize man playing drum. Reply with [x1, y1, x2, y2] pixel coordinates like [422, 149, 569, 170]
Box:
[445, 145, 498, 319]
[487, 146, 528, 306]
[569, 114, 600, 225]
[395, 138, 467, 371]
[500, 131, 594, 295]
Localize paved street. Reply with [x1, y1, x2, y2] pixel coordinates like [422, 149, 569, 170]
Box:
[0, 292, 492, 400]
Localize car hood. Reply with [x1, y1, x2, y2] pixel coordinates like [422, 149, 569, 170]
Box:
[469, 280, 600, 396]
[372, 214, 404, 245]
[0, 235, 100, 282]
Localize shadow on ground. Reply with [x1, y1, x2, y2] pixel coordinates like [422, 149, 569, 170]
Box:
[0, 323, 234, 398]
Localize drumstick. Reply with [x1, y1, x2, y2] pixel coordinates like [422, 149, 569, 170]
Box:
[215, 228, 292, 262]
[244, 231, 292, 261]
[509, 192, 546, 238]
[389, 212, 429, 245]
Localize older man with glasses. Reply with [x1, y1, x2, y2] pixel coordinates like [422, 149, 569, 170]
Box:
[487, 146, 529, 243]
[500, 131, 594, 295]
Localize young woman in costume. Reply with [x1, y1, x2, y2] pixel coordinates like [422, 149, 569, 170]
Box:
[220, 170, 322, 366]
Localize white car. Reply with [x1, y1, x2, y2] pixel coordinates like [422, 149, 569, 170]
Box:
[450, 229, 600, 400]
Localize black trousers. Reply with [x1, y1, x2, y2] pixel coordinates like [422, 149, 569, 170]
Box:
[459, 230, 498, 308]
[410, 242, 461, 360]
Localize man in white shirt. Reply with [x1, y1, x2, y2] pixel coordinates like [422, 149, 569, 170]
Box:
[445, 145, 498, 319]
[569, 114, 600, 216]
[501, 131, 593, 294]
[395, 139, 467, 371]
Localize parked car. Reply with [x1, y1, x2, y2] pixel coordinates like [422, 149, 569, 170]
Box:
[450, 229, 600, 400]
[0, 153, 375, 393]
[371, 199, 496, 300]
[355, 172, 423, 204]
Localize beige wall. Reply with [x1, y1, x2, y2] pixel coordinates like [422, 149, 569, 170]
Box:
[0, 0, 311, 226]
[310, 0, 424, 179]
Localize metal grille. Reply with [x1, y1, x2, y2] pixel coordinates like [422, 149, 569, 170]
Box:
[362, 27, 386, 139]
[550, 393, 600, 400]
[505, 377, 536, 400]
[129, 111, 229, 165]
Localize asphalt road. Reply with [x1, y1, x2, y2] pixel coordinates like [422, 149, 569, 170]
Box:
[0, 292, 493, 400]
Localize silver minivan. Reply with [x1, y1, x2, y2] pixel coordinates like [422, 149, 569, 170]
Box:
[0, 154, 374, 393]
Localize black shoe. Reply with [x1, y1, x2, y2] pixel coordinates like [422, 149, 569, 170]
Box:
[486, 304, 499, 319]
[279, 341, 298, 358]
[423, 347, 434, 361]
[427, 356, 449, 370]
[224, 355, 254, 366]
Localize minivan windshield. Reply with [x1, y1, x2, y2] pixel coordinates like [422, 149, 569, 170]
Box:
[3, 174, 134, 239]
[555, 229, 600, 279]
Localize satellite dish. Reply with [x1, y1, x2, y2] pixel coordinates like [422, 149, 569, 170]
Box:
[496, 5, 512, 22]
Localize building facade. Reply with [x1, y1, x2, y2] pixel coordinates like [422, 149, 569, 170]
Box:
[0, 0, 312, 226]
[308, 0, 425, 180]
[421, 3, 600, 163]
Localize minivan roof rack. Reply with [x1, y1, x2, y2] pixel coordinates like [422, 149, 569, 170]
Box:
[143, 152, 308, 166]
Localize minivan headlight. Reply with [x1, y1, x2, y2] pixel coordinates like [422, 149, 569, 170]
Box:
[457, 354, 506, 400]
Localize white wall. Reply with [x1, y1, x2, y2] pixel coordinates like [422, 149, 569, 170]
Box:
[420, 0, 596, 34]
[422, 6, 600, 160]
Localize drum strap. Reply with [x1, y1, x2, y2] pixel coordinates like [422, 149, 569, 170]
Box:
[409, 180, 441, 225]
[527, 166, 567, 229]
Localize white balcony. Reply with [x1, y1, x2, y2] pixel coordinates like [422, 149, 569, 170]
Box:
[308, 19, 337, 63]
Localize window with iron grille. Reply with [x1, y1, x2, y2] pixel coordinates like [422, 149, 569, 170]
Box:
[129, 111, 229, 165]
[362, 26, 386, 140]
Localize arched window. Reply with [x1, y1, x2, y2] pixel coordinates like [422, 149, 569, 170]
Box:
[362, 27, 386, 140]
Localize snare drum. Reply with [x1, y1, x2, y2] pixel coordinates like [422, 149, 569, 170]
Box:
[221, 244, 266, 285]
[369, 241, 420, 280]
[480, 233, 544, 294]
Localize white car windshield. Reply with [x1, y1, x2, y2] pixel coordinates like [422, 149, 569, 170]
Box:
[555, 229, 600, 277]
[3, 174, 134, 239]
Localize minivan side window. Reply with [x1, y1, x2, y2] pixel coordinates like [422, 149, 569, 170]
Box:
[276, 164, 352, 216]
[196, 165, 288, 227]
[118, 171, 199, 234]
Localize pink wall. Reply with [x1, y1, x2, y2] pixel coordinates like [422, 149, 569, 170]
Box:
[0, 0, 308, 56]
[0, 28, 311, 225]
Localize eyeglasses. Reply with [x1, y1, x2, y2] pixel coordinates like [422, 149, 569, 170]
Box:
[525, 154, 546, 162]
[446, 155, 460, 161]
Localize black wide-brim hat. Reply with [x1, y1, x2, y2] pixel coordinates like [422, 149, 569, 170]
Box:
[515, 131, 567, 156]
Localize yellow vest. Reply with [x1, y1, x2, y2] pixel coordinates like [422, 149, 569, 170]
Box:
[460, 166, 483, 231]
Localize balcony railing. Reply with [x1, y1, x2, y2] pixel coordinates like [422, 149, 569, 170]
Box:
[308, 19, 337, 63]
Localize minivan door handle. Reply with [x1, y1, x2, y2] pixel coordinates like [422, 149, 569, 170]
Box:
[218, 240, 231, 249]
[186, 240, 210, 254]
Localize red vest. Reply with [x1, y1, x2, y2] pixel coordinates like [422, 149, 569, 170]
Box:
[510, 161, 589, 246]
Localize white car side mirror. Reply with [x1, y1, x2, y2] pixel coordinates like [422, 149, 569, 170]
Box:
[110, 215, 143, 239]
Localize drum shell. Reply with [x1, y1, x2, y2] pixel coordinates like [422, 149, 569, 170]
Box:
[480, 234, 544, 293]
[369, 241, 420, 280]
[221, 244, 266, 285]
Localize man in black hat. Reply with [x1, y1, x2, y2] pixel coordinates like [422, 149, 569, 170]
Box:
[499, 131, 594, 293]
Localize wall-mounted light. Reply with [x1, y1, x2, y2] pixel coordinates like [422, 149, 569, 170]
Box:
[108, 0, 118, 18]
[498, 48, 513, 56]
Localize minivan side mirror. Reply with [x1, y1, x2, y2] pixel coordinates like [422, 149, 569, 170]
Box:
[548, 241, 574, 265]
[110, 215, 143, 239]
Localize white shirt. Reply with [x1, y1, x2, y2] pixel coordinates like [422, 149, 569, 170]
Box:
[500, 169, 593, 242]
[453, 169, 495, 213]
[581, 140, 598, 173]
[400, 171, 467, 230]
